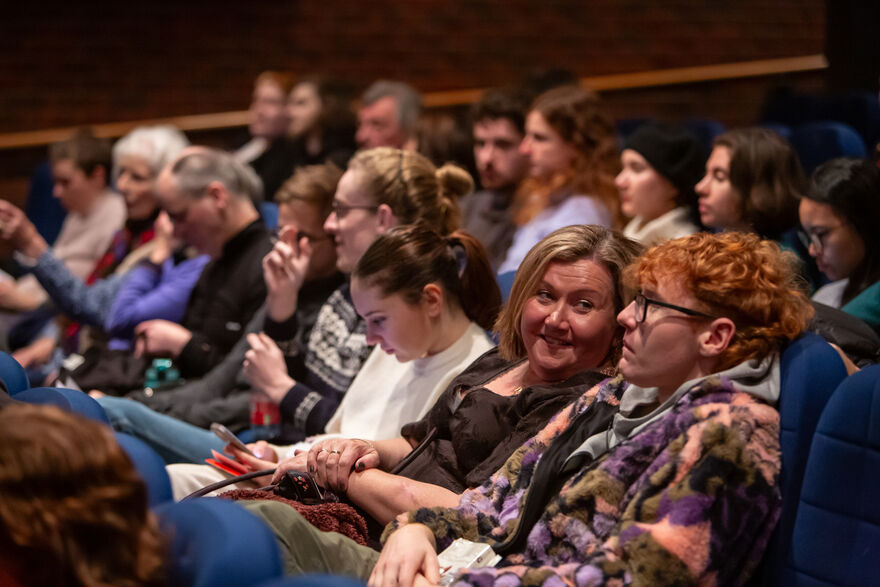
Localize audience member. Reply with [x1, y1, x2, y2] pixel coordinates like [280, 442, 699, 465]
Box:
[135, 148, 273, 372]
[356, 81, 421, 150]
[0, 129, 125, 312]
[0, 404, 165, 586]
[287, 75, 358, 170]
[696, 127, 801, 238]
[458, 87, 530, 269]
[96, 148, 469, 462]
[252, 231, 811, 585]
[80, 148, 273, 393]
[168, 223, 499, 499]
[617, 122, 705, 246]
[251, 148, 468, 444]
[234, 71, 297, 203]
[498, 85, 619, 273]
[110, 162, 342, 407]
[241, 225, 640, 535]
[0, 125, 188, 371]
[801, 157, 880, 331]
[696, 127, 820, 287]
[94, 163, 345, 460]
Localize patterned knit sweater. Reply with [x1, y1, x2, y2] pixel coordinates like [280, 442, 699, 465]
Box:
[391, 374, 781, 586]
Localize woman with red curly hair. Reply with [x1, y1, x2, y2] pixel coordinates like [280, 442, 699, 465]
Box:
[0, 404, 166, 586]
[367, 231, 813, 587]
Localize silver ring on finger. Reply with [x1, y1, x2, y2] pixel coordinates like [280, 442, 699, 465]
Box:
[318, 448, 328, 453]
[330, 449, 341, 454]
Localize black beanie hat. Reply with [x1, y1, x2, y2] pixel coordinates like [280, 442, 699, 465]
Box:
[624, 123, 706, 199]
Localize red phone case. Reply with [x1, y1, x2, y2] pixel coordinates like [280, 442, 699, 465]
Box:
[205, 449, 248, 476]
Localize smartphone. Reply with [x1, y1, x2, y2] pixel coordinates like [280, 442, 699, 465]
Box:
[210, 422, 256, 457]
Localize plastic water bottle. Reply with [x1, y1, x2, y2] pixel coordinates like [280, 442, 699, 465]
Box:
[144, 358, 181, 394]
[250, 391, 281, 440]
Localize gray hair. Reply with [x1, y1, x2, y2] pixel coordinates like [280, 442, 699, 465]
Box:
[112, 125, 189, 179]
[362, 80, 422, 136]
[169, 148, 263, 202]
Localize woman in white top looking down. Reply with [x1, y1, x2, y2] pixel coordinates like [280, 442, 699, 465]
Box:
[168, 224, 500, 499]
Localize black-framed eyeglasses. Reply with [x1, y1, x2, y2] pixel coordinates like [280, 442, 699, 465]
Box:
[633, 293, 717, 323]
[330, 201, 379, 219]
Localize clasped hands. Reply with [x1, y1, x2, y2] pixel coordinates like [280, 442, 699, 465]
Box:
[223, 437, 380, 495]
[224, 437, 441, 587]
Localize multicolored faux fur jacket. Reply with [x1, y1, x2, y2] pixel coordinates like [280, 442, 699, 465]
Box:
[389, 373, 782, 586]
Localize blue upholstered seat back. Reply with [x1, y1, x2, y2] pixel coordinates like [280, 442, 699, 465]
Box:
[785, 365, 880, 585]
[0, 351, 29, 395]
[116, 432, 173, 507]
[15, 386, 110, 424]
[155, 498, 283, 587]
[752, 333, 847, 585]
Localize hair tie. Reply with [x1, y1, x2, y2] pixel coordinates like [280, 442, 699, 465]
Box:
[446, 238, 467, 279]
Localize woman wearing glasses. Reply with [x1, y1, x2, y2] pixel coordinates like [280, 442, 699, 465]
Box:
[800, 157, 880, 332]
[257, 231, 812, 586]
[247, 148, 469, 446]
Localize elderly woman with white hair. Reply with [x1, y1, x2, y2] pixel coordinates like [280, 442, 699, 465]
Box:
[0, 125, 189, 370]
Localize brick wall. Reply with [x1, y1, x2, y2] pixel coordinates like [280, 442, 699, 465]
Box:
[2, 0, 825, 133]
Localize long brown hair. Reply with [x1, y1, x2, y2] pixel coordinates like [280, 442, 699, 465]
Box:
[712, 128, 803, 239]
[0, 405, 166, 586]
[515, 85, 621, 227]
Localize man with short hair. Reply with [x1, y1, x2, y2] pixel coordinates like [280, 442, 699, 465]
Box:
[356, 80, 421, 150]
[134, 148, 273, 378]
[459, 88, 530, 269]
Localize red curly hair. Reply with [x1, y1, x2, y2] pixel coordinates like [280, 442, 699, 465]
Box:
[627, 231, 814, 370]
[0, 404, 166, 586]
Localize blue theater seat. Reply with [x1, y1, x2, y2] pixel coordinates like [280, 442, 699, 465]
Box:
[790, 121, 867, 175]
[0, 351, 29, 396]
[496, 270, 517, 303]
[750, 333, 847, 584]
[682, 117, 726, 152]
[155, 498, 283, 586]
[261, 201, 280, 230]
[762, 122, 794, 142]
[116, 432, 173, 506]
[15, 387, 110, 424]
[785, 365, 880, 585]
